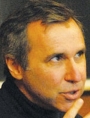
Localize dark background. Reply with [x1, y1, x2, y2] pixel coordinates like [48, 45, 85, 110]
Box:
[0, 0, 90, 80]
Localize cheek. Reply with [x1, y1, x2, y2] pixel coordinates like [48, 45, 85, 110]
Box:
[80, 63, 86, 81]
[35, 67, 65, 88]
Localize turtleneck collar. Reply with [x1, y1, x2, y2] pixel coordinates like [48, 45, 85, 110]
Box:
[2, 77, 65, 118]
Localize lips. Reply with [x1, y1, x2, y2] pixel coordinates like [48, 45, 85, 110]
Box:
[61, 90, 80, 100]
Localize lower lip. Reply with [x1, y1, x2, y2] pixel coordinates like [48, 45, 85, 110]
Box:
[62, 90, 80, 101]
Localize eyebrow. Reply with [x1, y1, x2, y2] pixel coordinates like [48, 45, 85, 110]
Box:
[76, 48, 86, 55]
[77, 47, 86, 53]
[44, 53, 64, 62]
[44, 47, 86, 63]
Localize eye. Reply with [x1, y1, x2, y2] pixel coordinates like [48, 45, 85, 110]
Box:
[75, 50, 85, 58]
[51, 54, 64, 62]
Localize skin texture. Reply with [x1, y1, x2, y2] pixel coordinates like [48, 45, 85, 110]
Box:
[6, 18, 86, 112]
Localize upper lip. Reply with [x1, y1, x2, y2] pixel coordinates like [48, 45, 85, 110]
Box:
[62, 89, 79, 94]
[59, 89, 79, 94]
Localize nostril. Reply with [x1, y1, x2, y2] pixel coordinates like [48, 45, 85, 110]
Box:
[65, 71, 81, 83]
[68, 80, 75, 83]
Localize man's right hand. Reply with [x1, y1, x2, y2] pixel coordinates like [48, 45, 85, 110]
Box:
[63, 98, 90, 118]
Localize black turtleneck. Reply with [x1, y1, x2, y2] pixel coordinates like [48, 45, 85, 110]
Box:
[0, 77, 82, 118]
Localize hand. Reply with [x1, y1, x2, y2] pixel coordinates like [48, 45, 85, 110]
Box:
[63, 98, 90, 118]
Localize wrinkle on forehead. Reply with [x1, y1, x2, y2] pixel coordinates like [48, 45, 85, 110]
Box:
[26, 18, 84, 52]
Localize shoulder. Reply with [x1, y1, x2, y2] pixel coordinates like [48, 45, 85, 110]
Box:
[0, 89, 24, 118]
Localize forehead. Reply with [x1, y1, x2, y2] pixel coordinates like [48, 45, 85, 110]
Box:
[26, 19, 85, 53]
[26, 20, 46, 43]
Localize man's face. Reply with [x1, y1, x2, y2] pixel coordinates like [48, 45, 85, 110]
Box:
[21, 19, 86, 111]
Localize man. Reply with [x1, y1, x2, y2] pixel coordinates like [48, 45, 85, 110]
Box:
[0, 0, 90, 118]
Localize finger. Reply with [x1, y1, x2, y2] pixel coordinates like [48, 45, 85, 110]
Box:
[84, 112, 90, 118]
[63, 98, 84, 118]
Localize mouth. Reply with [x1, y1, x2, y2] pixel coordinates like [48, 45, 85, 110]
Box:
[61, 90, 81, 101]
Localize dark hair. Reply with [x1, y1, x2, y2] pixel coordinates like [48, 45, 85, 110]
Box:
[0, 0, 83, 76]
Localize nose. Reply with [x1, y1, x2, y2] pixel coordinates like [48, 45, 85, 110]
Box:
[64, 59, 81, 83]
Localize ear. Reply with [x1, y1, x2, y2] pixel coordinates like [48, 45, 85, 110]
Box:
[5, 55, 23, 80]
